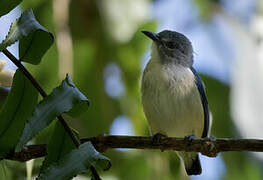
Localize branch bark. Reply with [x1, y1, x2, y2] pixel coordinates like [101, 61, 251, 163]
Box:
[5, 135, 263, 162]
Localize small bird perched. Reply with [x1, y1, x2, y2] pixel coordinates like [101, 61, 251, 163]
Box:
[141, 30, 210, 175]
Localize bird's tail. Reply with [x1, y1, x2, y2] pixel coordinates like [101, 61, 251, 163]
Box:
[177, 152, 202, 175]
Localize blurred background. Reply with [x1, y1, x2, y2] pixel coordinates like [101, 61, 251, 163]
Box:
[1, 0, 263, 179]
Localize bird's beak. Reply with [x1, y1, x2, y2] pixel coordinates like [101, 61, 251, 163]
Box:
[142, 31, 161, 43]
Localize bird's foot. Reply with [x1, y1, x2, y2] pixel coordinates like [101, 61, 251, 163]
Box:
[184, 135, 196, 146]
[152, 133, 167, 145]
[202, 135, 218, 157]
[152, 133, 167, 144]
[152, 133, 167, 152]
[202, 135, 216, 142]
[209, 135, 216, 141]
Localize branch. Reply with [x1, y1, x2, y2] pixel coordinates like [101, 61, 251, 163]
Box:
[5, 135, 263, 162]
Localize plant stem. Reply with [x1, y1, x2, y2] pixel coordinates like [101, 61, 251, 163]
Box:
[90, 166, 102, 180]
[2, 48, 80, 147]
[2, 49, 47, 97]
[3, 49, 102, 179]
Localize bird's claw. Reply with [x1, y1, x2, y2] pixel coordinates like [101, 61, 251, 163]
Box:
[202, 135, 218, 157]
[184, 135, 195, 146]
[152, 133, 167, 152]
[152, 133, 167, 145]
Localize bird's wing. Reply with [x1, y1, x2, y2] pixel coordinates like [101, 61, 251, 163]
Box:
[190, 67, 210, 138]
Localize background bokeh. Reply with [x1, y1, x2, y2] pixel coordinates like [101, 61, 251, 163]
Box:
[0, 0, 263, 179]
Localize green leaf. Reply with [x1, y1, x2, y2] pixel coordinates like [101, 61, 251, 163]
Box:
[0, 0, 22, 17]
[0, 70, 38, 158]
[15, 74, 89, 151]
[38, 142, 111, 180]
[40, 121, 79, 172]
[0, 87, 9, 108]
[0, 9, 54, 64]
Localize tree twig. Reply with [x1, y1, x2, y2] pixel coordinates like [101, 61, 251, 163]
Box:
[5, 135, 263, 162]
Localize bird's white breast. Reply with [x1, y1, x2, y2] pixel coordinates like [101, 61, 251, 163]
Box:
[141, 59, 204, 138]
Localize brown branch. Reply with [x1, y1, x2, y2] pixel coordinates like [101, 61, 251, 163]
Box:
[5, 135, 263, 162]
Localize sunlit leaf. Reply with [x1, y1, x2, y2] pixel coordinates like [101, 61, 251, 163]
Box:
[0, 9, 54, 64]
[15, 74, 89, 152]
[0, 70, 38, 158]
[40, 121, 79, 172]
[0, 0, 22, 17]
[38, 142, 111, 180]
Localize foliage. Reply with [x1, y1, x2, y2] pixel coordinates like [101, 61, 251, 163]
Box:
[38, 141, 110, 180]
[0, 2, 110, 179]
[40, 121, 79, 172]
[0, 9, 54, 64]
[0, 0, 22, 17]
[0, 70, 38, 158]
[15, 74, 89, 152]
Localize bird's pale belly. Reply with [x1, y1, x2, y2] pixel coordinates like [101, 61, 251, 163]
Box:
[141, 64, 204, 138]
[143, 90, 204, 138]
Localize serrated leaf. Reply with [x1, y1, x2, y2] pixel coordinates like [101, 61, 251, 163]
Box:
[0, 0, 22, 17]
[40, 121, 79, 172]
[15, 74, 89, 151]
[0, 70, 38, 158]
[38, 142, 111, 180]
[0, 9, 54, 64]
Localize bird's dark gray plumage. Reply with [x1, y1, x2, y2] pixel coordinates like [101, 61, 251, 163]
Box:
[190, 67, 210, 138]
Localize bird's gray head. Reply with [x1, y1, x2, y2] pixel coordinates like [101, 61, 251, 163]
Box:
[142, 30, 193, 67]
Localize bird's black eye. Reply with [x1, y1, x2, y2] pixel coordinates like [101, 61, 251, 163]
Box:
[165, 41, 176, 49]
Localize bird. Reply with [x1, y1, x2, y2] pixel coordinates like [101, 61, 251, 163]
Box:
[141, 30, 210, 175]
